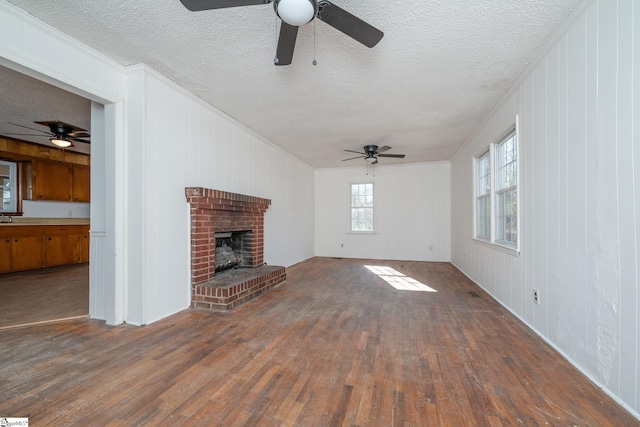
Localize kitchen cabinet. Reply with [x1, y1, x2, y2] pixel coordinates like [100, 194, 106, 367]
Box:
[71, 165, 90, 202]
[0, 224, 89, 274]
[0, 237, 11, 274]
[32, 160, 72, 201]
[31, 160, 90, 202]
[79, 232, 90, 263]
[11, 236, 45, 271]
[45, 234, 80, 267]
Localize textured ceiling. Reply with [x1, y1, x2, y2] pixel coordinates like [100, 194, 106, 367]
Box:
[3, 0, 581, 167]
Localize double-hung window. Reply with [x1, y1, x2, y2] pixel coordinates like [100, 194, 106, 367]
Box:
[350, 183, 374, 232]
[475, 152, 491, 239]
[0, 160, 17, 213]
[474, 126, 519, 251]
[495, 133, 517, 245]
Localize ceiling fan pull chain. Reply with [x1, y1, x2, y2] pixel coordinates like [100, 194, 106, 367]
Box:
[274, 17, 279, 64]
[312, 18, 317, 66]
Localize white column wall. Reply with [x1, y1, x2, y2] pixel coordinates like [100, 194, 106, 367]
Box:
[125, 65, 315, 325]
[450, 0, 640, 416]
[315, 162, 451, 262]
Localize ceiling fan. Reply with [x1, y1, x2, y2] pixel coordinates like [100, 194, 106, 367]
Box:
[342, 145, 405, 164]
[5, 121, 90, 148]
[178, 0, 384, 65]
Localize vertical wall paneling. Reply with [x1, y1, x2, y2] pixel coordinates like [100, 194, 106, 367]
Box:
[584, 2, 600, 378]
[89, 101, 106, 321]
[546, 45, 560, 345]
[124, 67, 147, 325]
[616, 0, 637, 405]
[128, 66, 314, 324]
[450, 0, 640, 416]
[633, 0, 640, 410]
[596, 0, 621, 393]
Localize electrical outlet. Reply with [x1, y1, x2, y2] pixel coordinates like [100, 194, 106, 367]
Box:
[533, 289, 540, 305]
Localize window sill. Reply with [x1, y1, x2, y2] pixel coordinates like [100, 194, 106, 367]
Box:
[472, 238, 519, 257]
[346, 231, 378, 235]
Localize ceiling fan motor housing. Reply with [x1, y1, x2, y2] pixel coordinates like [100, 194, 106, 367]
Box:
[364, 145, 379, 154]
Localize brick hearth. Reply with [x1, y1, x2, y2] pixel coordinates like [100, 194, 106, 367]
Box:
[185, 187, 286, 310]
[192, 265, 286, 311]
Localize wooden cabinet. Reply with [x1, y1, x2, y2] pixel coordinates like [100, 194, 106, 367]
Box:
[32, 160, 90, 202]
[0, 237, 11, 274]
[45, 234, 80, 267]
[79, 233, 90, 263]
[71, 165, 90, 202]
[0, 224, 89, 274]
[11, 236, 45, 271]
[32, 160, 72, 201]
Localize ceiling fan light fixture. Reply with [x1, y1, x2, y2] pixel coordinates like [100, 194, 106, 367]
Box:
[50, 136, 73, 148]
[365, 156, 377, 164]
[275, 0, 315, 26]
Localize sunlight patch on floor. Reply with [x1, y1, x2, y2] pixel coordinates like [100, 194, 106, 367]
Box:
[365, 265, 438, 292]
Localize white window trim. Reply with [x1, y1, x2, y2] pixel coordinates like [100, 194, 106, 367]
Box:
[348, 182, 375, 233]
[0, 160, 17, 213]
[472, 116, 520, 256]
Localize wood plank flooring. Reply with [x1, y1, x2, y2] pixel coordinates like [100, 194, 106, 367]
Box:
[0, 264, 88, 329]
[0, 257, 636, 425]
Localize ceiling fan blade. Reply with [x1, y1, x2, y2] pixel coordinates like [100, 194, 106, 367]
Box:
[316, 1, 384, 48]
[8, 122, 49, 134]
[275, 22, 298, 66]
[343, 149, 365, 155]
[68, 132, 91, 138]
[342, 156, 364, 161]
[378, 153, 406, 158]
[179, 0, 271, 11]
[3, 133, 48, 137]
[376, 145, 391, 154]
[70, 137, 91, 144]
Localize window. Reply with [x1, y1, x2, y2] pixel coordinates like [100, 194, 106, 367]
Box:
[475, 151, 491, 239]
[350, 183, 374, 232]
[0, 160, 17, 213]
[474, 127, 518, 250]
[495, 133, 517, 245]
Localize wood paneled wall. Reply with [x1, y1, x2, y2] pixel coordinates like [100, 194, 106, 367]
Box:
[450, 0, 640, 417]
[125, 65, 315, 325]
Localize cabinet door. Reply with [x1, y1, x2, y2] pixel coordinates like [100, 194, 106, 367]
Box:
[45, 234, 79, 267]
[71, 165, 90, 202]
[78, 232, 90, 263]
[11, 236, 44, 272]
[32, 160, 72, 201]
[0, 238, 11, 274]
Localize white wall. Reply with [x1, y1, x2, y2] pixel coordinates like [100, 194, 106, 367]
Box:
[451, 0, 640, 416]
[315, 162, 450, 262]
[125, 65, 315, 325]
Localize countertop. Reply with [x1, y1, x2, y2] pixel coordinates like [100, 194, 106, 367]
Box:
[0, 218, 90, 226]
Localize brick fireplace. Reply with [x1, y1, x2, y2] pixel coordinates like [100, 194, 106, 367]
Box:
[185, 187, 286, 310]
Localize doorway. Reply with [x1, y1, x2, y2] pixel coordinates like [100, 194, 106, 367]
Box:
[0, 65, 92, 328]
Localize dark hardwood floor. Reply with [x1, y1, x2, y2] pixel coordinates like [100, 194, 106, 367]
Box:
[0, 264, 88, 330]
[0, 257, 635, 425]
